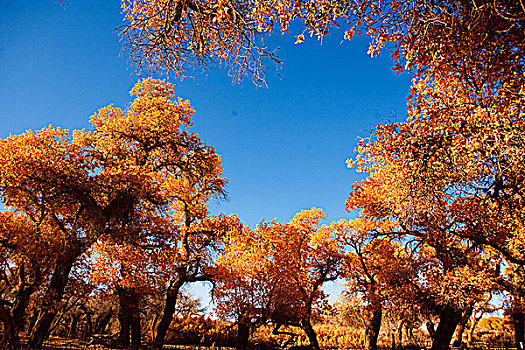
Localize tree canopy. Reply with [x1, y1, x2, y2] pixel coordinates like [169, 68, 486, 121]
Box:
[1, 0, 525, 349]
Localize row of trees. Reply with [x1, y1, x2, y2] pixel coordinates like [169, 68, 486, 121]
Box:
[0, 110, 510, 349]
[117, 0, 525, 349]
[0, 78, 239, 349]
[1, 0, 524, 349]
[0, 77, 513, 350]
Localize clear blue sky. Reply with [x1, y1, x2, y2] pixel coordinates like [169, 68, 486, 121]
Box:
[0, 0, 411, 305]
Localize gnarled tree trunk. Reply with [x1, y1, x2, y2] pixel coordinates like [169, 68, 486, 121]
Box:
[513, 309, 525, 350]
[116, 284, 141, 347]
[300, 318, 320, 350]
[430, 305, 463, 350]
[26, 251, 78, 349]
[364, 301, 382, 350]
[0, 264, 39, 349]
[452, 303, 474, 347]
[154, 278, 184, 346]
[93, 308, 113, 334]
[236, 313, 251, 350]
[1, 288, 34, 348]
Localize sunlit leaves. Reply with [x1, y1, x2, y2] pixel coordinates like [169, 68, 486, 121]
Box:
[0, 78, 231, 346]
[214, 208, 343, 332]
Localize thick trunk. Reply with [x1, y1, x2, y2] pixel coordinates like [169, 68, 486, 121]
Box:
[430, 305, 463, 350]
[1, 288, 34, 348]
[0, 265, 38, 349]
[117, 284, 141, 347]
[83, 312, 93, 340]
[154, 279, 184, 345]
[12, 285, 33, 328]
[26, 254, 76, 349]
[300, 319, 320, 350]
[131, 309, 141, 347]
[27, 305, 61, 348]
[93, 308, 113, 334]
[452, 304, 474, 347]
[513, 310, 525, 349]
[0, 303, 18, 349]
[236, 315, 251, 350]
[117, 308, 131, 346]
[364, 302, 382, 350]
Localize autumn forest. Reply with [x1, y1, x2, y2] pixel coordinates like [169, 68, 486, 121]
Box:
[0, 0, 524, 350]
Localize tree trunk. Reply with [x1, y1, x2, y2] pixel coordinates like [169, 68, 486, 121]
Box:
[26, 253, 77, 349]
[131, 308, 141, 348]
[0, 265, 38, 349]
[149, 313, 159, 342]
[391, 332, 396, 350]
[466, 311, 483, 347]
[0, 303, 18, 349]
[398, 322, 404, 347]
[393, 319, 405, 349]
[1, 289, 33, 348]
[154, 279, 184, 346]
[26, 309, 37, 335]
[452, 303, 474, 347]
[117, 308, 131, 346]
[364, 302, 382, 350]
[430, 305, 463, 350]
[83, 312, 93, 340]
[117, 284, 141, 347]
[93, 308, 113, 334]
[513, 310, 525, 350]
[301, 318, 320, 350]
[236, 314, 251, 350]
[466, 321, 474, 348]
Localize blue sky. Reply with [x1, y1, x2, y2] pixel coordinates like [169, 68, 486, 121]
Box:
[1, 0, 411, 305]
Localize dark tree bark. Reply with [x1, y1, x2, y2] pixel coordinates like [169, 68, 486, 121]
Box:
[513, 310, 525, 350]
[1, 288, 33, 348]
[116, 284, 141, 347]
[391, 332, 396, 350]
[430, 305, 463, 350]
[83, 312, 93, 340]
[154, 278, 184, 346]
[452, 303, 474, 347]
[26, 251, 78, 349]
[236, 313, 251, 350]
[300, 318, 320, 350]
[0, 303, 17, 349]
[0, 265, 38, 349]
[426, 320, 436, 340]
[130, 309, 141, 347]
[117, 308, 131, 346]
[512, 294, 525, 350]
[364, 301, 382, 350]
[93, 308, 113, 334]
